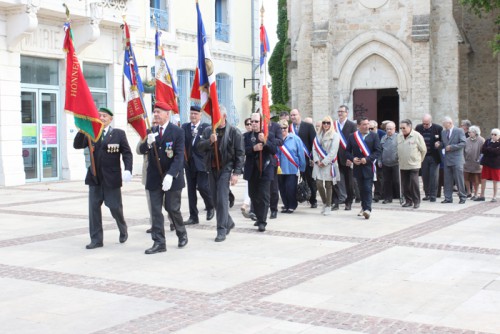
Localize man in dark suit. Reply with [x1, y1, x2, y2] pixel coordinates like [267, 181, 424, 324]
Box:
[244, 113, 278, 232]
[139, 101, 187, 254]
[198, 105, 245, 242]
[182, 105, 214, 225]
[290, 108, 317, 208]
[345, 117, 382, 219]
[268, 121, 283, 219]
[73, 107, 133, 249]
[334, 105, 358, 210]
[436, 116, 467, 204]
[415, 114, 443, 202]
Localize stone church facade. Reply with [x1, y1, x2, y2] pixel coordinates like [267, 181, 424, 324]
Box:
[288, 0, 499, 131]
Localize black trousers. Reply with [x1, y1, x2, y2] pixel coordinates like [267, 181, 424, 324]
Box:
[400, 169, 420, 205]
[149, 188, 186, 246]
[301, 162, 317, 205]
[186, 168, 214, 221]
[248, 171, 271, 226]
[269, 167, 279, 212]
[88, 185, 127, 243]
[338, 164, 354, 205]
[209, 169, 235, 235]
[382, 165, 400, 200]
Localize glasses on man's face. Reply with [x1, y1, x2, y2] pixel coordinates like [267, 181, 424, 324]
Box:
[250, 120, 260, 123]
[322, 121, 331, 125]
[492, 134, 498, 136]
[245, 123, 251, 126]
[281, 127, 288, 130]
[369, 128, 374, 130]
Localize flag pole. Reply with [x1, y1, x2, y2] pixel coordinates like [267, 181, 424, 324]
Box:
[64, 3, 98, 182]
[258, 5, 266, 176]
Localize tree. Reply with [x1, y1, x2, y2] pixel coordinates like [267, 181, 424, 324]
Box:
[269, 0, 289, 105]
[460, 0, 500, 54]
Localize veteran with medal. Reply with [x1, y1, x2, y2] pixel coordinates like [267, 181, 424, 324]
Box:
[73, 107, 133, 249]
[139, 101, 187, 254]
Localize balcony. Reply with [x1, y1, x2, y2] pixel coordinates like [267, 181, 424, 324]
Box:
[215, 22, 229, 43]
[150, 7, 169, 31]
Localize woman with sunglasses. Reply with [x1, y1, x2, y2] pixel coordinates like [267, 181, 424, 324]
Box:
[277, 119, 306, 213]
[476, 128, 500, 202]
[312, 116, 340, 215]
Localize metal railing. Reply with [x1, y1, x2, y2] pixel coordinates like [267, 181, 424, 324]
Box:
[215, 22, 230, 42]
[150, 7, 169, 31]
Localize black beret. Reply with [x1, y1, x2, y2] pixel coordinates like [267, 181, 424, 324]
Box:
[99, 107, 113, 116]
[190, 105, 201, 112]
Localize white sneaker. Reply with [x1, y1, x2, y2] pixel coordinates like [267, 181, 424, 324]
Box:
[357, 209, 364, 216]
[321, 204, 327, 214]
[363, 210, 371, 220]
[323, 207, 332, 216]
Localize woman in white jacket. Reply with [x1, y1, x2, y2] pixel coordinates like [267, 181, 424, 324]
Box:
[312, 115, 340, 215]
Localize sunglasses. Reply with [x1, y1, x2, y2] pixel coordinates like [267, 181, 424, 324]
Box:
[245, 123, 251, 126]
[322, 121, 331, 125]
[250, 120, 260, 123]
[369, 128, 374, 130]
[492, 134, 498, 136]
[281, 127, 288, 130]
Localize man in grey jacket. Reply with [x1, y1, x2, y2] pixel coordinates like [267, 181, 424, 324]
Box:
[379, 121, 399, 204]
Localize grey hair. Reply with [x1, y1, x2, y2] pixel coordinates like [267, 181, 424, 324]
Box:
[442, 116, 453, 124]
[469, 125, 481, 136]
[461, 119, 472, 127]
[491, 128, 500, 136]
[219, 105, 227, 117]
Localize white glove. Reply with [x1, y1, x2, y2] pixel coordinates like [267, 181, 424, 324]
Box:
[147, 132, 158, 145]
[122, 170, 132, 183]
[162, 174, 173, 191]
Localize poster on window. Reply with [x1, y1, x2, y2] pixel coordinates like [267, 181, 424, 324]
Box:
[42, 125, 57, 145]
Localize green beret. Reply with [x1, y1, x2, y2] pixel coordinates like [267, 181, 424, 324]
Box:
[99, 107, 113, 116]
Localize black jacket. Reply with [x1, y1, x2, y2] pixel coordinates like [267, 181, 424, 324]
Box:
[415, 123, 443, 163]
[243, 130, 278, 181]
[336, 119, 357, 166]
[182, 122, 210, 172]
[139, 122, 185, 191]
[73, 128, 132, 188]
[345, 131, 382, 179]
[197, 124, 245, 174]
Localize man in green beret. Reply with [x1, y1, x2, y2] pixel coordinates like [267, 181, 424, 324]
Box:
[73, 107, 133, 249]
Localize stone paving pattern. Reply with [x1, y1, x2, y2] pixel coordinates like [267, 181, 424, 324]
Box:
[1, 178, 500, 333]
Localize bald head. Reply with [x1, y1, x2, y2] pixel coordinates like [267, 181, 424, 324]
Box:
[290, 109, 301, 125]
[422, 114, 432, 129]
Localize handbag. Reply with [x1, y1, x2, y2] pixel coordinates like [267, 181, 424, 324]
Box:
[296, 176, 311, 203]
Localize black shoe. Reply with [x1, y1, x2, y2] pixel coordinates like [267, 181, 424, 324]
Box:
[345, 203, 352, 211]
[270, 210, 277, 219]
[226, 222, 235, 235]
[119, 232, 128, 243]
[310, 203, 318, 208]
[206, 209, 215, 221]
[285, 209, 294, 214]
[215, 234, 226, 242]
[355, 198, 361, 203]
[373, 198, 380, 203]
[331, 204, 339, 211]
[402, 202, 413, 207]
[441, 199, 452, 203]
[146, 228, 152, 233]
[145, 244, 166, 254]
[413, 203, 420, 209]
[184, 218, 199, 225]
[258, 223, 266, 232]
[178, 234, 188, 248]
[86, 242, 103, 249]
[229, 195, 235, 208]
[459, 199, 466, 204]
[430, 198, 436, 202]
[249, 212, 257, 221]
[382, 200, 392, 204]
[281, 208, 288, 213]
[170, 223, 175, 231]
[473, 197, 485, 201]
[422, 196, 430, 201]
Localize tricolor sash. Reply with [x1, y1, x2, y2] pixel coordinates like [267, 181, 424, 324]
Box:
[279, 143, 299, 168]
[353, 131, 376, 180]
[289, 124, 312, 159]
[313, 136, 337, 177]
[333, 121, 347, 149]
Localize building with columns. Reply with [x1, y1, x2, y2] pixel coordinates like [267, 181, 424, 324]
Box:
[288, 0, 499, 131]
[0, 0, 261, 186]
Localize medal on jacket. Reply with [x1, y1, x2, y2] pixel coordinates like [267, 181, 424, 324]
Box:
[107, 144, 119, 153]
[165, 142, 174, 158]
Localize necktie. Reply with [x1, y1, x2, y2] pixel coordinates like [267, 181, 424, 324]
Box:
[159, 126, 163, 140]
[191, 124, 196, 137]
[448, 129, 451, 140]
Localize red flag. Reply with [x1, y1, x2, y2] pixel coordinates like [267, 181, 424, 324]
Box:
[155, 29, 179, 113]
[260, 22, 271, 140]
[63, 23, 103, 142]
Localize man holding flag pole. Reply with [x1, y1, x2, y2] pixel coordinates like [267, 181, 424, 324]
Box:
[194, 1, 244, 242]
[65, 6, 133, 250]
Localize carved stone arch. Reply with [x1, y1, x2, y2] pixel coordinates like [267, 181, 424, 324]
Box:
[333, 31, 411, 102]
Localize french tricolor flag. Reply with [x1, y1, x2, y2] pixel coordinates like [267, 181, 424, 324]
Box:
[155, 28, 179, 114]
[260, 17, 271, 139]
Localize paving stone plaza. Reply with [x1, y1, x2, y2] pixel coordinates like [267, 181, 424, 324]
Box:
[1, 178, 500, 333]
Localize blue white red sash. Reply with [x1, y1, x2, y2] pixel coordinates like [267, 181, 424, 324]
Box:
[290, 124, 312, 159]
[313, 137, 337, 177]
[353, 131, 376, 180]
[333, 121, 347, 149]
[279, 143, 299, 168]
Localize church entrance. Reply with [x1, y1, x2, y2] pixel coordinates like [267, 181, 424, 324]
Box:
[352, 88, 399, 128]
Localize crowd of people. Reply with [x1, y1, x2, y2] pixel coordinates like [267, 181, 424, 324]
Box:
[73, 103, 500, 253]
